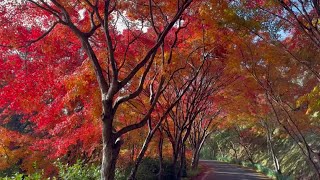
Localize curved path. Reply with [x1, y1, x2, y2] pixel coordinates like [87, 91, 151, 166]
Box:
[194, 160, 271, 180]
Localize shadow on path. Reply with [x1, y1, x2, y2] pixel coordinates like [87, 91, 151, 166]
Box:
[194, 160, 271, 180]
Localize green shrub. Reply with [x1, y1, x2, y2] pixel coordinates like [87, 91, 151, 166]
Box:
[0, 162, 43, 180]
[55, 160, 100, 180]
[0, 166, 20, 178]
[186, 167, 200, 178]
[54, 158, 177, 180]
[135, 157, 176, 180]
[0, 158, 196, 180]
[0, 171, 43, 180]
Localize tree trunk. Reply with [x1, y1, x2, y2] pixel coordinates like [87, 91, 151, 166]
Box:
[130, 144, 135, 164]
[265, 124, 281, 175]
[240, 142, 254, 165]
[191, 144, 201, 169]
[191, 150, 197, 169]
[191, 134, 208, 169]
[182, 146, 187, 177]
[172, 145, 179, 179]
[230, 141, 238, 161]
[158, 132, 164, 180]
[212, 147, 215, 159]
[191, 150, 199, 169]
[269, 138, 281, 174]
[101, 120, 123, 180]
[127, 132, 154, 180]
[266, 92, 320, 177]
[177, 145, 187, 179]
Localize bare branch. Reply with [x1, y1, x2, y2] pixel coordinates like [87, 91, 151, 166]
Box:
[27, 21, 60, 45]
[120, 0, 193, 89]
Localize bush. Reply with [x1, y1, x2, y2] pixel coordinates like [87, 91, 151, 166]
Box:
[54, 160, 100, 180]
[135, 157, 176, 180]
[0, 171, 43, 180]
[55, 158, 178, 180]
[0, 162, 43, 180]
[186, 167, 200, 178]
[0, 158, 194, 180]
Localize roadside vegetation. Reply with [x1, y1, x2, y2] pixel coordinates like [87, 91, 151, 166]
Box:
[201, 130, 317, 179]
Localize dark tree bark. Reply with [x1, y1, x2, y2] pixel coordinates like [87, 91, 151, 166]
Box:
[127, 61, 204, 180]
[157, 129, 164, 180]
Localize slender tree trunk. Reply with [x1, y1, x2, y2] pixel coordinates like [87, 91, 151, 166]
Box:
[212, 146, 216, 159]
[239, 141, 254, 165]
[191, 144, 201, 169]
[127, 70, 198, 179]
[191, 149, 197, 168]
[269, 141, 281, 175]
[266, 94, 320, 177]
[235, 127, 254, 165]
[271, 149, 281, 175]
[131, 144, 135, 164]
[128, 119, 165, 179]
[265, 124, 281, 175]
[158, 131, 164, 180]
[217, 143, 223, 157]
[191, 137, 207, 169]
[229, 141, 238, 161]
[191, 150, 199, 169]
[127, 132, 154, 180]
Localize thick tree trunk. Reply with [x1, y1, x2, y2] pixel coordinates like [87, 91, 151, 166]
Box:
[177, 145, 187, 179]
[181, 146, 188, 177]
[101, 118, 123, 180]
[172, 145, 179, 179]
[101, 143, 121, 180]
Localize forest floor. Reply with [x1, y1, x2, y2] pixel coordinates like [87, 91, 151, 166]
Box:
[193, 160, 271, 180]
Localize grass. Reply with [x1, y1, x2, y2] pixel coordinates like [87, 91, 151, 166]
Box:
[181, 165, 203, 180]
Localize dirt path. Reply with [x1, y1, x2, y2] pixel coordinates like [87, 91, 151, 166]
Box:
[194, 160, 271, 180]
